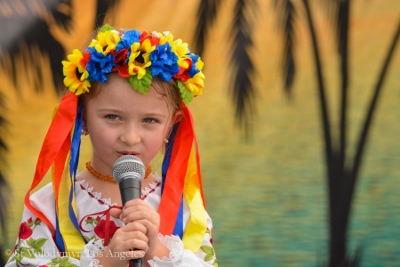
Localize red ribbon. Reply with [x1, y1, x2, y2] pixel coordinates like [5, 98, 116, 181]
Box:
[24, 92, 78, 230]
[158, 106, 205, 235]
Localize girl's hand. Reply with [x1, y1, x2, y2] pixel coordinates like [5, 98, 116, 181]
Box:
[95, 222, 147, 267]
[120, 198, 161, 254]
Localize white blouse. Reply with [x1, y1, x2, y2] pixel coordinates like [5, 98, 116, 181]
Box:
[5, 176, 217, 267]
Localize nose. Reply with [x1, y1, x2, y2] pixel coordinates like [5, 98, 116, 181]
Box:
[120, 123, 141, 145]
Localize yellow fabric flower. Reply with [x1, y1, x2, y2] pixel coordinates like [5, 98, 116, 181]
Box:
[195, 57, 204, 71]
[159, 31, 174, 45]
[171, 39, 190, 69]
[89, 30, 120, 55]
[128, 39, 155, 79]
[184, 71, 205, 96]
[62, 49, 91, 95]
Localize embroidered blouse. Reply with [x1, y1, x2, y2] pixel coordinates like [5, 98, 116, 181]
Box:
[5, 177, 217, 267]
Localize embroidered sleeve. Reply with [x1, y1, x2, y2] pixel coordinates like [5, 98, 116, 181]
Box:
[147, 212, 218, 267]
[5, 182, 106, 267]
[5, 205, 81, 267]
[5, 206, 105, 267]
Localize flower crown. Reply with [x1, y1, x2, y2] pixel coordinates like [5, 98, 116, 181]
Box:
[62, 24, 205, 104]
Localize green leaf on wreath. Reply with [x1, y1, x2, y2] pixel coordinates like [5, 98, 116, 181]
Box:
[99, 24, 115, 33]
[177, 80, 194, 104]
[127, 70, 152, 94]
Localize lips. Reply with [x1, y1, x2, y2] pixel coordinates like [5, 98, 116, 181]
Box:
[118, 151, 139, 156]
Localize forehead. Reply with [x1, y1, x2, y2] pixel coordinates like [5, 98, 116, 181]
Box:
[86, 75, 169, 112]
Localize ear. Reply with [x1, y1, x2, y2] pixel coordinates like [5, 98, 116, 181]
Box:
[81, 108, 88, 132]
[172, 110, 184, 124]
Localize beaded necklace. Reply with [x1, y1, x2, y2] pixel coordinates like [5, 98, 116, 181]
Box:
[85, 161, 151, 183]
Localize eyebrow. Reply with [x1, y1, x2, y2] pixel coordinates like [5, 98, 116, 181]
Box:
[142, 112, 168, 118]
[96, 107, 168, 117]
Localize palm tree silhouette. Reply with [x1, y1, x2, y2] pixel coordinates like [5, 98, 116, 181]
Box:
[0, 0, 121, 263]
[193, 0, 399, 266]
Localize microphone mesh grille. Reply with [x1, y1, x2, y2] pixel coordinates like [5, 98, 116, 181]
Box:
[112, 155, 145, 183]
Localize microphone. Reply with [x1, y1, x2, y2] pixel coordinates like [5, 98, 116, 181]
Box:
[113, 155, 145, 267]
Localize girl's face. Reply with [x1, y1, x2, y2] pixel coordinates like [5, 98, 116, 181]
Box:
[84, 74, 175, 175]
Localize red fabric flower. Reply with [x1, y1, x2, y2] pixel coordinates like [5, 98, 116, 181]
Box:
[173, 58, 193, 82]
[111, 48, 130, 78]
[19, 222, 33, 240]
[94, 219, 120, 239]
[140, 31, 159, 46]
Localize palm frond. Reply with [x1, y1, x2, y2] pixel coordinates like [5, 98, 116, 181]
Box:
[0, 0, 73, 93]
[273, 0, 297, 96]
[352, 17, 400, 180]
[94, 0, 123, 28]
[230, 0, 258, 136]
[50, 0, 74, 32]
[192, 0, 222, 55]
[317, 0, 339, 29]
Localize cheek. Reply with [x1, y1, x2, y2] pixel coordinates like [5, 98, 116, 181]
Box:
[88, 123, 115, 146]
[143, 134, 165, 162]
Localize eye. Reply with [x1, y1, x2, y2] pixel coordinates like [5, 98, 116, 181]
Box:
[143, 117, 157, 124]
[105, 114, 119, 120]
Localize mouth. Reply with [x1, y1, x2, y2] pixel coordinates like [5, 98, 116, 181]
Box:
[118, 151, 139, 156]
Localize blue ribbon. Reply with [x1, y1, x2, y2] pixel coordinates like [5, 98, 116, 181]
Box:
[161, 123, 183, 238]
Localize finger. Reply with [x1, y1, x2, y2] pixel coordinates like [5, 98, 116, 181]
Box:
[110, 230, 149, 251]
[109, 207, 123, 219]
[121, 208, 159, 224]
[120, 221, 148, 234]
[123, 235, 149, 252]
[120, 202, 153, 221]
[122, 198, 143, 208]
[121, 202, 154, 216]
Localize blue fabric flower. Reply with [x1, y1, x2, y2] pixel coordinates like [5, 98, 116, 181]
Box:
[188, 54, 200, 77]
[150, 43, 179, 81]
[116, 30, 141, 50]
[86, 47, 115, 83]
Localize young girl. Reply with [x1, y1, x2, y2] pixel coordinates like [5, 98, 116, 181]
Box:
[6, 25, 217, 267]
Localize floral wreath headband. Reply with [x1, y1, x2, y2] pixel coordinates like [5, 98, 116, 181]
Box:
[62, 24, 205, 104]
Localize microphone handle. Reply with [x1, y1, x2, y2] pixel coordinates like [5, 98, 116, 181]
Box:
[120, 178, 142, 204]
[131, 257, 142, 267]
[119, 178, 143, 267]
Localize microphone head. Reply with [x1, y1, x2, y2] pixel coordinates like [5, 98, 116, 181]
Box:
[112, 155, 146, 184]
